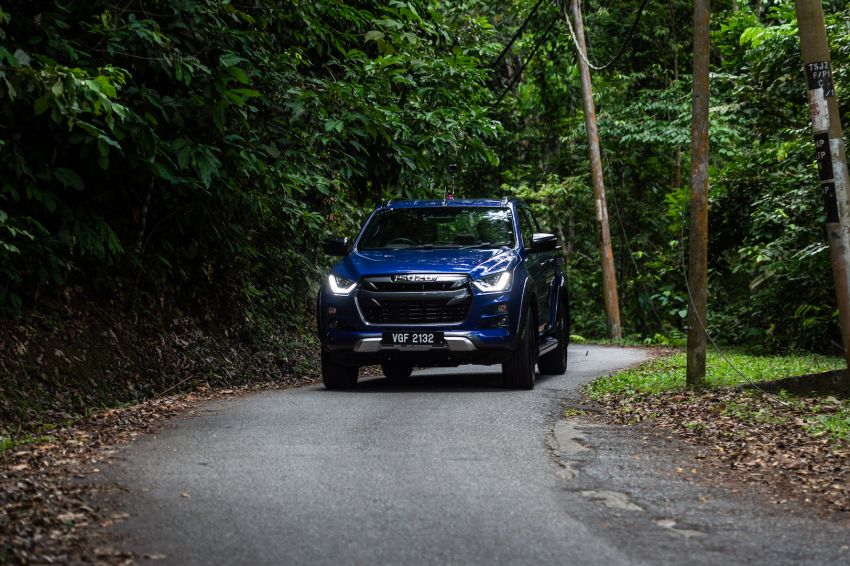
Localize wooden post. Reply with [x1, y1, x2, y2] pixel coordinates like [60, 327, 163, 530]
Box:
[569, 0, 622, 340]
[795, 0, 850, 381]
[686, 0, 710, 387]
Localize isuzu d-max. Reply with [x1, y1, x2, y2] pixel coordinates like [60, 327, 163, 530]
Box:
[317, 198, 569, 389]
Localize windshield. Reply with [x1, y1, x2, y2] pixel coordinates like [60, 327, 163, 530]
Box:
[358, 207, 515, 250]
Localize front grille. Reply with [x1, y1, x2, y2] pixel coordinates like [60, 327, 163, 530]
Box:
[362, 301, 469, 324]
[369, 281, 459, 292]
[357, 275, 471, 324]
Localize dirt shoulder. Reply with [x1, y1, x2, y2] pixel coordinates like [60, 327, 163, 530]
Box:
[0, 377, 319, 564]
[1, 294, 325, 562]
[588, 361, 850, 515]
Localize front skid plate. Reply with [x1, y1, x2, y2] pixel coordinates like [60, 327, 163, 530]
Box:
[353, 336, 476, 353]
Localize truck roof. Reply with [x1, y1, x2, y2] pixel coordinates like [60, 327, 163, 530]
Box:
[384, 198, 516, 209]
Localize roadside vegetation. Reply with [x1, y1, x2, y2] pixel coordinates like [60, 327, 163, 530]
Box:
[587, 350, 846, 396]
[0, 380, 319, 564]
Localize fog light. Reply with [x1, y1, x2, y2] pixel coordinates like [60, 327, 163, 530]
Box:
[497, 304, 509, 314]
[328, 306, 337, 315]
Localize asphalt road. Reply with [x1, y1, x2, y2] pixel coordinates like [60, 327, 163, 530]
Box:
[102, 346, 850, 565]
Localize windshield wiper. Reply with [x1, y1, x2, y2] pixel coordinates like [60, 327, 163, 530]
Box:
[460, 242, 508, 249]
[404, 244, 466, 250]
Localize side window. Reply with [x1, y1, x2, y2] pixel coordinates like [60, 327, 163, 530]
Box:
[527, 208, 542, 232]
[519, 208, 535, 250]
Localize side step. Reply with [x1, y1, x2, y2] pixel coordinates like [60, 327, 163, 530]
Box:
[538, 336, 559, 356]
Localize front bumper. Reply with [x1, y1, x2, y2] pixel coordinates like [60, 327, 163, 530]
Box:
[318, 273, 524, 366]
[323, 328, 513, 351]
[352, 335, 477, 353]
[321, 328, 517, 367]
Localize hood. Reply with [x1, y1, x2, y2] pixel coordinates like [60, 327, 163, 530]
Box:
[338, 247, 518, 280]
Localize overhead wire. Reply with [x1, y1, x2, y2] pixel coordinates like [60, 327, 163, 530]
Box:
[677, 212, 791, 404]
[560, 1, 786, 398]
[491, 13, 561, 108]
[563, 0, 650, 71]
[564, 0, 664, 329]
[607, 181, 667, 331]
[490, 0, 547, 69]
[491, 0, 649, 108]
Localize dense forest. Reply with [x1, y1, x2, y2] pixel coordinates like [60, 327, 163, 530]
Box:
[2, 0, 850, 397]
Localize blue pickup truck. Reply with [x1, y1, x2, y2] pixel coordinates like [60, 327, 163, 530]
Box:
[317, 197, 569, 390]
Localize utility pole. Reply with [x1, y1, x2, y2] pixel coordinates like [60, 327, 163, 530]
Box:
[569, 0, 622, 340]
[686, 0, 710, 387]
[795, 0, 850, 381]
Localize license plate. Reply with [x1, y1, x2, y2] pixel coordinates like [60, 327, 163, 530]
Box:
[381, 331, 444, 346]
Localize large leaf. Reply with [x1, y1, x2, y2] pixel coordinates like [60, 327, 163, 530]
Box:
[53, 168, 84, 190]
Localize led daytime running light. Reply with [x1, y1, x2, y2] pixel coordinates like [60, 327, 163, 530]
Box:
[473, 271, 512, 293]
[328, 274, 357, 294]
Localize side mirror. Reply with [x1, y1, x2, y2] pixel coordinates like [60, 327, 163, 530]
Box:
[530, 233, 558, 253]
[322, 236, 350, 256]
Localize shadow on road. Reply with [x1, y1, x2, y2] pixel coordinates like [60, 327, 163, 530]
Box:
[342, 370, 564, 393]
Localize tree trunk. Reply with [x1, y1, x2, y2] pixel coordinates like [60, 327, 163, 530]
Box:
[570, 0, 622, 340]
[795, 0, 850, 383]
[686, 0, 710, 387]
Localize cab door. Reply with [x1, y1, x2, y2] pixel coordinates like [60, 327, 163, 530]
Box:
[519, 207, 554, 333]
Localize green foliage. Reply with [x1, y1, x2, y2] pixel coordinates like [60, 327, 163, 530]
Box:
[805, 404, 850, 442]
[0, 0, 499, 324]
[2, 0, 849, 356]
[483, 0, 698, 340]
[472, 0, 849, 352]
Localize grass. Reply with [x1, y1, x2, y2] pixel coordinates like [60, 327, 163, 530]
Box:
[562, 407, 587, 418]
[580, 336, 681, 348]
[722, 398, 788, 425]
[0, 433, 54, 456]
[585, 349, 850, 444]
[575, 332, 686, 348]
[585, 350, 845, 399]
[805, 404, 850, 442]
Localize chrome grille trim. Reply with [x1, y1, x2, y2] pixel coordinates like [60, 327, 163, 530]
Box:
[355, 274, 472, 326]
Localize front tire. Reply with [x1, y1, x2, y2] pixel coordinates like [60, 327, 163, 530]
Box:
[502, 307, 536, 389]
[322, 350, 358, 390]
[538, 297, 569, 375]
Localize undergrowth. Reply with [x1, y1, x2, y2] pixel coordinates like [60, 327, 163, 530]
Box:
[586, 350, 845, 398]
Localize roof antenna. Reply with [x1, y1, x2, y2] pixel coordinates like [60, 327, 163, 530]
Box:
[444, 163, 457, 204]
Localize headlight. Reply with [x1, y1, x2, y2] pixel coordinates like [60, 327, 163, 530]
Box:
[328, 274, 357, 295]
[472, 271, 512, 293]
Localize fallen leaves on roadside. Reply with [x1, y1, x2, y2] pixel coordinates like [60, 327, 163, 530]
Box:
[1, 377, 317, 564]
[594, 388, 850, 514]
